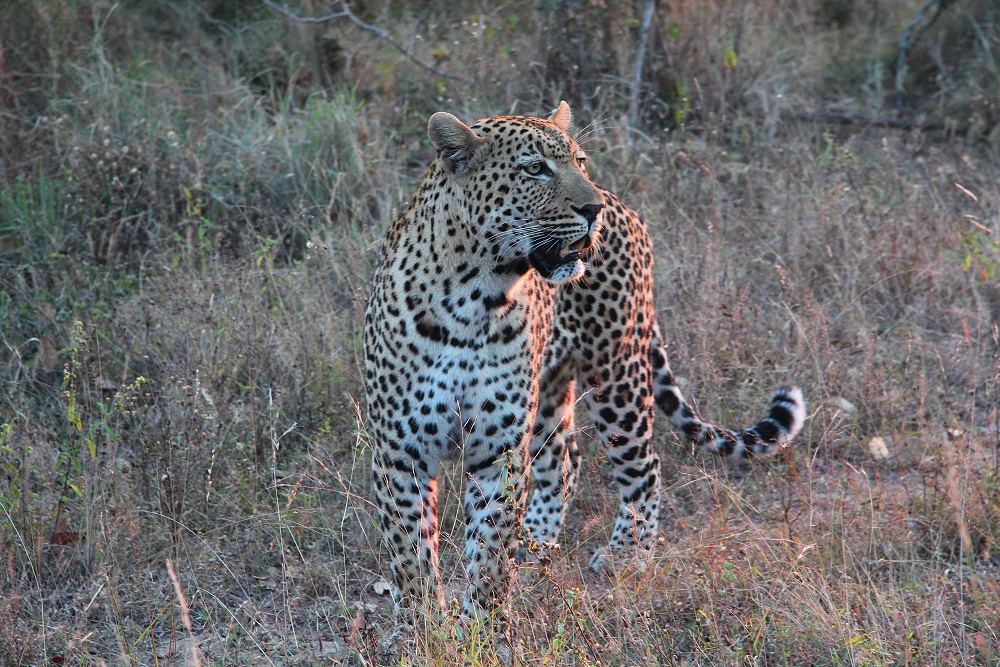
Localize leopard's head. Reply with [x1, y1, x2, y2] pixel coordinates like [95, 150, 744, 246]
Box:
[428, 102, 603, 284]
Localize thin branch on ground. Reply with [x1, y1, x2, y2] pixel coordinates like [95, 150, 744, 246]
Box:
[746, 105, 949, 131]
[262, 0, 470, 84]
[790, 108, 945, 131]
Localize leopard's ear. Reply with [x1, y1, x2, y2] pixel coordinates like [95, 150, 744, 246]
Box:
[428, 112, 482, 174]
[547, 101, 572, 132]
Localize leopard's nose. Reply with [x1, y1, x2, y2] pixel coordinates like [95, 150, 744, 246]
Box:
[572, 203, 604, 225]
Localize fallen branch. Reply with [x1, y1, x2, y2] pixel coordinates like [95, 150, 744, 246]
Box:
[744, 104, 950, 132]
[262, 0, 469, 84]
[787, 109, 945, 131]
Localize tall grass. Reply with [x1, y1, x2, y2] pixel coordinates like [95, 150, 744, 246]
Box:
[1, 0, 998, 665]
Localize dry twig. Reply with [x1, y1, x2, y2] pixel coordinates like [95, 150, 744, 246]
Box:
[262, 0, 470, 84]
[166, 559, 203, 667]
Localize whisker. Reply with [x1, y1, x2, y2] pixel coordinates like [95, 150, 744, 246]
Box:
[575, 125, 613, 147]
[574, 111, 608, 141]
[482, 211, 592, 269]
[575, 112, 616, 146]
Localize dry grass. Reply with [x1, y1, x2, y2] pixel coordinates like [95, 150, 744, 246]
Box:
[2, 1, 999, 665]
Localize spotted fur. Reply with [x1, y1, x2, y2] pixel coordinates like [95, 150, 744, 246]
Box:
[364, 103, 602, 624]
[364, 102, 806, 630]
[523, 187, 806, 570]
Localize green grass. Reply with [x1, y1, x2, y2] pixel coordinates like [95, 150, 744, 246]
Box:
[1, 1, 999, 665]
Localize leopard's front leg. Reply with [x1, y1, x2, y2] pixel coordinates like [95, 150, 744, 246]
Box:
[459, 361, 536, 628]
[370, 422, 449, 623]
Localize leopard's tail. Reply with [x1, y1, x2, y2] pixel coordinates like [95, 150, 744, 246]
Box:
[650, 328, 805, 459]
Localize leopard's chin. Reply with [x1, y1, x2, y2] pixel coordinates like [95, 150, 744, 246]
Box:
[529, 235, 591, 282]
[530, 248, 585, 284]
[529, 246, 580, 279]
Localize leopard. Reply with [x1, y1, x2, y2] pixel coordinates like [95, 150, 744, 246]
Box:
[364, 102, 806, 629]
[522, 184, 806, 571]
[364, 102, 604, 625]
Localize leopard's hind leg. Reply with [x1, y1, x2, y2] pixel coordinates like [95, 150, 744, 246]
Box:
[581, 344, 662, 571]
[524, 357, 583, 549]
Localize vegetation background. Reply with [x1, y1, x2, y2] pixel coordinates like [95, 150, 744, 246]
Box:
[1, 0, 999, 664]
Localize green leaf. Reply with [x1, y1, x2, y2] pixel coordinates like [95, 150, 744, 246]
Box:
[723, 48, 739, 69]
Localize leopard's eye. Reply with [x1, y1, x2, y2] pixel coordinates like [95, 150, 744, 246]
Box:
[523, 161, 553, 178]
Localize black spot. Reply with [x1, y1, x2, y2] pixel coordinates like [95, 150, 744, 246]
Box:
[620, 411, 638, 431]
[768, 405, 795, 430]
[483, 293, 509, 310]
[752, 421, 780, 443]
[500, 320, 526, 344]
[656, 391, 680, 414]
[415, 318, 449, 344]
[494, 258, 531, 275]
[466, 456, 495, 477]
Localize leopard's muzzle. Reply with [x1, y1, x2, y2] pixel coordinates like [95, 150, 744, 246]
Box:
[529, 239, 583, 279]
[529, 202, 602, 280]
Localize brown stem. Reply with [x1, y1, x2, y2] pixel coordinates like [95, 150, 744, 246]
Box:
[262, 0, 469, 84]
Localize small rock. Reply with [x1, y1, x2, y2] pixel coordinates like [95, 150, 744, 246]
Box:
[370, 579, 392, 596]
[867, 436, 890, 460]
[828, 396, 856, 415]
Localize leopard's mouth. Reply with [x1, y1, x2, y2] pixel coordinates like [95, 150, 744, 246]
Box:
[529, 235, 592, 278]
